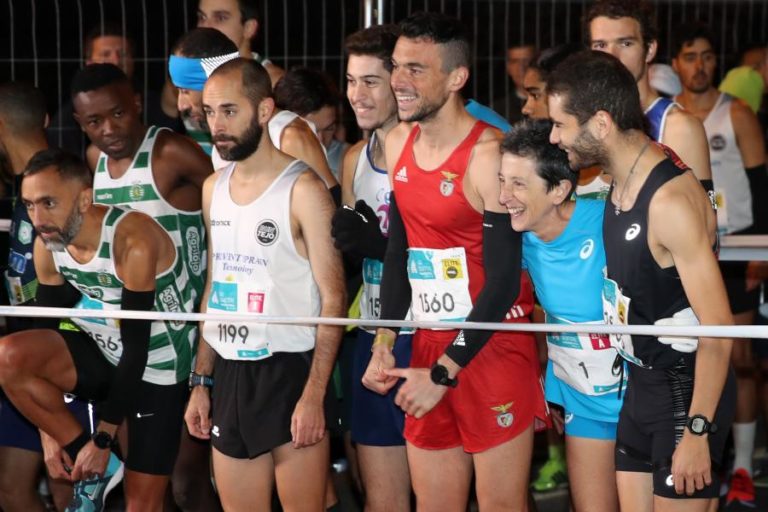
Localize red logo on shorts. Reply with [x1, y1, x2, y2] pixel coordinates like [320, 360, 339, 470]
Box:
[590, 334, 611, 350]
[248, 292, 265, 313]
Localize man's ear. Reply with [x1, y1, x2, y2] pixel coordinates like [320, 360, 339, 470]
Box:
[591, 110, 613, 140]
[243, 19, 258, 43]
[645, 39, 658, 64]
[447, 66, 469, 92]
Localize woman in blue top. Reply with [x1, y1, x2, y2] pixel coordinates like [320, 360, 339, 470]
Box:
[499, 118, 622, 511]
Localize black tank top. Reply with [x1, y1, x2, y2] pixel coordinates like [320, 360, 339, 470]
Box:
[603, 158, 692, 369]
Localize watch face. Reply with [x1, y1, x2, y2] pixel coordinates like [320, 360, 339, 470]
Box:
[691, 417, 706, 433]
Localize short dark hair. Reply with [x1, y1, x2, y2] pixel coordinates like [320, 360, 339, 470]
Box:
[274, 67, 340, 116]
[398, 11, 471, 71]
[209, 57, 273, 110]
[173, 27, 238, 58]
[671, 22, 716, 58]
[236, 0, 261, 22]
[70, 63, 132, 99]
[584, 0, 657, 51]
[547, 50, 645, 132]
[532, 43, 585, 82]
[344, 24, 400, 72]
[84, 22, 134, 60]
[0, 82, 47, 133]
[24, 148, 92, 187]
[501, 118, 575, 193]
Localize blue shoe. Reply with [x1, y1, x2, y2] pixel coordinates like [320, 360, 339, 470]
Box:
[65, 452, 124, 512]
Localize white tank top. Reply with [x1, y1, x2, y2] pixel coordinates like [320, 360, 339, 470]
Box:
[202, 159, 320, 359]
[703, 93, 752, 234]
[352, 134, 391, 327]
[210, 110, 320, 170]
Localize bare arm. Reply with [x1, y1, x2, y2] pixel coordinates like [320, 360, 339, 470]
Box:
[281, 123, 339, 188]
[663, 110, 712, 181]
[340, 140, 365, 206]
[732, 100, 766, 168]
[185, 173, 218, 439]
[264, 62, 286, 88]
[650, 182, 732, 494]
[85, 144, 101, 173]
[290, 171, 345, 446]
[33, 237, 65, 286]
[152, 130, 214, 211]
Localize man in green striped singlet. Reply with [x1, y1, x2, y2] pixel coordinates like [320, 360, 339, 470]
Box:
[0, 148, 195, 511]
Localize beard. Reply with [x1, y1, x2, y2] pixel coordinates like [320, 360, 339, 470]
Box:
[181, 108, 209, 133]
[38, 206, 83, 252]
[567, 127, 609, 171]
[214, 118, 264, 162]
[400, 92, 450, 123]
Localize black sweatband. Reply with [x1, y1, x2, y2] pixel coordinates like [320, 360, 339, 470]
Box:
[746, 164, 768, 234]
[444, 211, 523, 368]
[699, 178, 714, 198]
[99, 288, 155, 425]
[34, 282, 82, 330]
[378, 194, 411, 332]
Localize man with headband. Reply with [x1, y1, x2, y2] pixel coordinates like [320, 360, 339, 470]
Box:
[169, 28, 339, 203]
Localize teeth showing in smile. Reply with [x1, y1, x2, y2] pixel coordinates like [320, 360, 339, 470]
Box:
[508, 207, 525, 217]
[396, 95, 416, 102]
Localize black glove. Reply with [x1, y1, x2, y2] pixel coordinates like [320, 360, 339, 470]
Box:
[331, 200, 388, 260]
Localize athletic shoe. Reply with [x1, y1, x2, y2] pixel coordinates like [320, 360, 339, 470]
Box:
[65, 452, 124, 512]
[531, 457, 568, 492]
[725, 468, 756, 509]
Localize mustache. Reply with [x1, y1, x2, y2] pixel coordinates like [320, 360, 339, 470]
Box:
[213, 134, 239, 143]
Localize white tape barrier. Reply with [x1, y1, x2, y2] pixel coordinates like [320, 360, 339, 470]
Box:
[1, 305, 767, 339]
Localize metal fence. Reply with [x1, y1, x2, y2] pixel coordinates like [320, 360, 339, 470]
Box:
[1, 0, 766, 131]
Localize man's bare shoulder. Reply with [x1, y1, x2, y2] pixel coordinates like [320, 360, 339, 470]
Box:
[343, 140, 366, 169]
[666, 106, 706, 139]
[153, 129, 210, 162]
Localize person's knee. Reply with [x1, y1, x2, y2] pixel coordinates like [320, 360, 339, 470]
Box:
[171, 471, 215, 510]
[0, 464, 41, 510]
[0, 334, 35, 385]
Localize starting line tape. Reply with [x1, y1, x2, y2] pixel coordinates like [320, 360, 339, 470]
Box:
[1, 306, 767, 339]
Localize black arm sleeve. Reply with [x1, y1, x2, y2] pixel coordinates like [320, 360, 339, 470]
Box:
[444, 211, 523, 368]
[746, 164, 768, 234]
[99, 288, 155, 425]
[378, 194, 411, 331]
[34, 282, 83, 330]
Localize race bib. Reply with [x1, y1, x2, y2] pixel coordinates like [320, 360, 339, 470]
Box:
[602, 276, 646, 367]
[71, 295, 123, 363]
[714, 190, 728, 234]
[545, 313, 623, 396]
[360, 258, 382, 322]
[203, 281, 272, 360]
[407, 247, 473, 324]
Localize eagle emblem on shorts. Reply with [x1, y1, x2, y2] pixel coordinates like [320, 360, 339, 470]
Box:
[439, 171, 459, 197]
[491, 402, 514, 428]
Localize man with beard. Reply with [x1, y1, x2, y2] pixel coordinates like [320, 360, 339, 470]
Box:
[183, 58, 345, 511]
[672, 23, 768, 509]
[361, 12, 547, 511]
[330, 24, 413, 511]
[548, 50, 735, 511]
[586, 0, 713, 193]
[71, 63, 218, 512]
[0, 83, 95, 512]
[0, 148, 197, 511]
[169, 28, 339, 202]
[71, 63, 211, 305]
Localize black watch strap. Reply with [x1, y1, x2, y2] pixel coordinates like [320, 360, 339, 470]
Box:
[430, 363, 458, 388]
[188, 372, 214, 390]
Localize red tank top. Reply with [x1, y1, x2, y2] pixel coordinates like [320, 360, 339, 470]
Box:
[393, 121, 533, 321]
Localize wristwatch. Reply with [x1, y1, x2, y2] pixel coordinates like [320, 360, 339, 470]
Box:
[686, 414, 718, 435]
[91, 431, 115, 450]
[430, 363, 458, 388]
[188, 372, 214, 390]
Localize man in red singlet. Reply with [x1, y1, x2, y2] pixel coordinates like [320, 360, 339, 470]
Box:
[361, 12, 548, 511]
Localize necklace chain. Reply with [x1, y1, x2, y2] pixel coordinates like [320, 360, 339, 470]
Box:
[614, 138, 651, 216]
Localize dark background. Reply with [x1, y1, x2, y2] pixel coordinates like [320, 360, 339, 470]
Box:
[1, 0, 767, 124]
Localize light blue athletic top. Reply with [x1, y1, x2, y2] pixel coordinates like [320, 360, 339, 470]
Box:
[523, 197, 623, 422]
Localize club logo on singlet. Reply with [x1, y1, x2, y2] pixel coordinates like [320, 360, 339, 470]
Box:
[17, 220, 33, 245]
[625, 223, 641, 241]
[579, 239, 595, 259]
[709, 134, 726, 151]
[129, 183, 145, 201]
[491, 402, 514, 428]
[97, 273, 113, 286]
[255, 220, 279, 246]
[439, 170, 459, 197]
